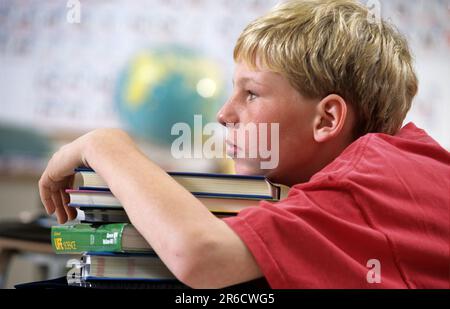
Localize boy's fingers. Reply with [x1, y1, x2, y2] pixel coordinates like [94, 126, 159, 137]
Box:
[60, 188, 70, 206]
[39, 155, 78, 223]
[60, 189, 77, 221]
[65, 205, 78, 221]
[52, 191, 67, 224]
[39, 174, 56, 215]
[41, 190, 56, 215]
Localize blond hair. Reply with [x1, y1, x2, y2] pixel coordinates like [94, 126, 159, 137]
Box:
[234, 0, 418, 136]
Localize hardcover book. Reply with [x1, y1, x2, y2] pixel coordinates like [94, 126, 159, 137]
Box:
[68, 189, 267, 214]
[74, 167, 289, 200]
[51, 223, 152, 254]
[70, 252, 176, 282]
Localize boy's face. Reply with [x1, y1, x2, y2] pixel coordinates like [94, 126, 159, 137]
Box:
[217, 61, 321, 184]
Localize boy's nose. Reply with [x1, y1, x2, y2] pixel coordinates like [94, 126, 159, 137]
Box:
[216, 100, 239, 126]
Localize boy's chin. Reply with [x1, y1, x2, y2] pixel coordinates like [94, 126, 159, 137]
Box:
[233, 159, 267, 176]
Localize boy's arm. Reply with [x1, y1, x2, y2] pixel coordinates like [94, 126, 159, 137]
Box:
[39, 128, 262, 288]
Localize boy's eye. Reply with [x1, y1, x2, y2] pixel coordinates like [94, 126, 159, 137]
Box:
[247, 91, 257, 101]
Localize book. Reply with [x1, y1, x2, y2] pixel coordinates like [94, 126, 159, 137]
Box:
[79, 208, 234, 224]
[67, 252, 177, 283]
[74, 167, 289, 200]
[68, 189, 266, 214]
[51, 223, 152, 254]
[80, 208, 131, 223]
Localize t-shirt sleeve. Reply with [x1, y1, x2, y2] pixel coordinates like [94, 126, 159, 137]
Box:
[222, 183, 404, 288]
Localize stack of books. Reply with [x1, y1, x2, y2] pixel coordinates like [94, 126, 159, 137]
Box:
[51, 167, 289, 288]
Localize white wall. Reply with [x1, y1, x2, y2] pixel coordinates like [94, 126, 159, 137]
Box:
[0, 0, 448, 147]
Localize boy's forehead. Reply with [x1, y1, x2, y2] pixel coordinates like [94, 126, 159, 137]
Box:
[233, 61, 279, 85]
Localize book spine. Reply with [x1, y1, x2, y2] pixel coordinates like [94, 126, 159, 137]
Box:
[74, 188, 273, 200]
[51, 224, 126, 254]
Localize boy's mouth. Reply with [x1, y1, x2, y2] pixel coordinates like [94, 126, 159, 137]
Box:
[226, 140, 241, 157]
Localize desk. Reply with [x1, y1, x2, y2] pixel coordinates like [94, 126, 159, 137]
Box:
[0, 237, 65, 288]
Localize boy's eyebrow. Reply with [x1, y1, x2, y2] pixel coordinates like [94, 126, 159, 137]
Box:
[232, 77, 265, 87]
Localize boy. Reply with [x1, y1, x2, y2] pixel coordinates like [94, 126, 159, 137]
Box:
[39, 0, 449, 288]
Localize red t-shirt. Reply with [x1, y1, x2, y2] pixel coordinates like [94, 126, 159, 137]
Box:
[224, 123, 449, 288]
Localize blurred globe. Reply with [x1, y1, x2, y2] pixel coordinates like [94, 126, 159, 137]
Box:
[115, 47, 225, 146]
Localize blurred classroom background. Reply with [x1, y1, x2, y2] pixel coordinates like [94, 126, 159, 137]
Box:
[0, 0, 449, 288]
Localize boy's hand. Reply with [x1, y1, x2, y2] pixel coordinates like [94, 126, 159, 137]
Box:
[38, 129, 135, 224]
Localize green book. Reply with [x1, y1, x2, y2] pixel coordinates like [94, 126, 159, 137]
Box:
[51, 223, 153, 254]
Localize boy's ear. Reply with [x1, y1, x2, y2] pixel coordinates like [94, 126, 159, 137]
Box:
[313, 94, 348, 143]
